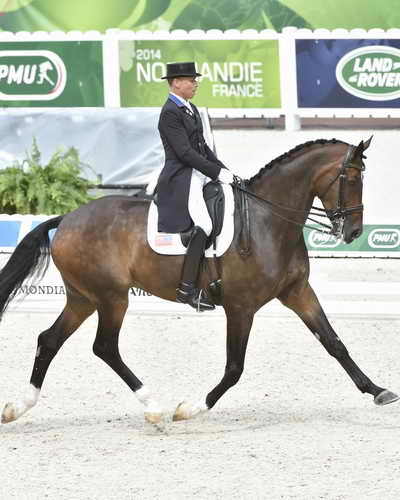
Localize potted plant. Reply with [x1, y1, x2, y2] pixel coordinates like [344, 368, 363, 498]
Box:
[0, 138, 95, 215]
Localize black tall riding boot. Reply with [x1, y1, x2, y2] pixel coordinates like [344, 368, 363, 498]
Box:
[176, 226, 215, 312]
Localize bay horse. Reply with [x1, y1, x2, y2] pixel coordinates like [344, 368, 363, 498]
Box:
[0, 137, 398, 426]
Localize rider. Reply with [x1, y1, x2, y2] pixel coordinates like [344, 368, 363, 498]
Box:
[156, 61, 234, 312]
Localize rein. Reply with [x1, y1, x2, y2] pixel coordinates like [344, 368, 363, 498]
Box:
[233, 144, 365, 238]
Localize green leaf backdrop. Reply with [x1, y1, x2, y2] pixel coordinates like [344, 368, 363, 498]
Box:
[0, 0, 398, 32]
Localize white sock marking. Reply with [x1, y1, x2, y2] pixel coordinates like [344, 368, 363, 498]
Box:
[3, 384, 40, 422]
[135, 386, 162, 415]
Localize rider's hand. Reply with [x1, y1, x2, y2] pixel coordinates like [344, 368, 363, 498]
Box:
[218, 169, 234, 184]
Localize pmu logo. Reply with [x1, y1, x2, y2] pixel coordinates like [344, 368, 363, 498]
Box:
[0, 50, 67, 101]
[308, 230, 341, 248]
[336, 45, 400, 101]
[368, 228, 400, 249]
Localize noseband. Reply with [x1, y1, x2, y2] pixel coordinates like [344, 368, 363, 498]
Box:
[320, 145, 365, 238]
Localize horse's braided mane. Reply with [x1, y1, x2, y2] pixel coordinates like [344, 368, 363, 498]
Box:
[246, 138, 347, 185]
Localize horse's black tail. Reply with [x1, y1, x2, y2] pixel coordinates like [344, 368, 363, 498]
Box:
[0, 215, 64, 321]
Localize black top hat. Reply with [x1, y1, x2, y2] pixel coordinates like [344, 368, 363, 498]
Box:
[161, 61, 201, 79]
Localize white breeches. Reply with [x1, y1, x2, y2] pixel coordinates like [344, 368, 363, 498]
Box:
[188, 169, 212, 237]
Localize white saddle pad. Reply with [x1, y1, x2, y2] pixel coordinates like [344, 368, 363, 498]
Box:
[147, 183, 235, 257]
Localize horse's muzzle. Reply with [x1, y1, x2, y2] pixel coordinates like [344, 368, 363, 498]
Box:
[343, 224, 363, 244]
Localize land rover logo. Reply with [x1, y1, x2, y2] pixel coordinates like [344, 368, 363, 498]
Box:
[0, 50, 67, 101]
[368, 228, 400, 249]
[308, 230, 341, 248]
[336, 45, 400, 101]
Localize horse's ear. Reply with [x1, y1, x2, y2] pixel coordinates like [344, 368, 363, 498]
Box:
[352, 140, 365, 159]
[363, 135, 373, 151]
[352, 136, 372, 159]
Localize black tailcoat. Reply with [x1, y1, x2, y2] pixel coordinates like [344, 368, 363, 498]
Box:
[156, 95, 225, 233]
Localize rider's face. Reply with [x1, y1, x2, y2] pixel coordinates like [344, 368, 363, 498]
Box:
[172, 76, 198, 100]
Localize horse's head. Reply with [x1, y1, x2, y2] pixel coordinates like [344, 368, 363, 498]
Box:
[316, 137, 372, 244]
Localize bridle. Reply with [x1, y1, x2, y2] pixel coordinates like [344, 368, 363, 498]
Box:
[233, 144, 365, 241]
[318, 144, 365, 238]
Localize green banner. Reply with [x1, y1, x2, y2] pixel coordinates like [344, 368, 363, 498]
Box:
[304, 225, 400, 253]
[120, 39, 281, 108]
[0, 41, 104, 107]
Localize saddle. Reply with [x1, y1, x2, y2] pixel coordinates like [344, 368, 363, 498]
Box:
[145, 180, 242, 307]
[181, 181, 225, 249]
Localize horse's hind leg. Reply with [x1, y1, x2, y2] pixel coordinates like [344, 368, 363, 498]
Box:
[93, 295, 163, 425]
[278, 280, 399, 406]
[1, 292, 95, 424]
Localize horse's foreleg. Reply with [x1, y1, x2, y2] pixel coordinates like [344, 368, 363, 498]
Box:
[93, 297, 164, 425]
[173, 308, 254, 421]
[2, 296, 95, 424]
[278, 281, 399, 406]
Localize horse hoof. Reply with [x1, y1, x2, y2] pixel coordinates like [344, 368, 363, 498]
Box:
[144, 412, 164, 425]
[173, 401, 192, 421]
[374, 389, 400, 406]
[173, 400, 208, 421]
[1, 403, 17, 424]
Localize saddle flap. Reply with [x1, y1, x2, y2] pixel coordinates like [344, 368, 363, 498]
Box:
[180, 180, 226, 249]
